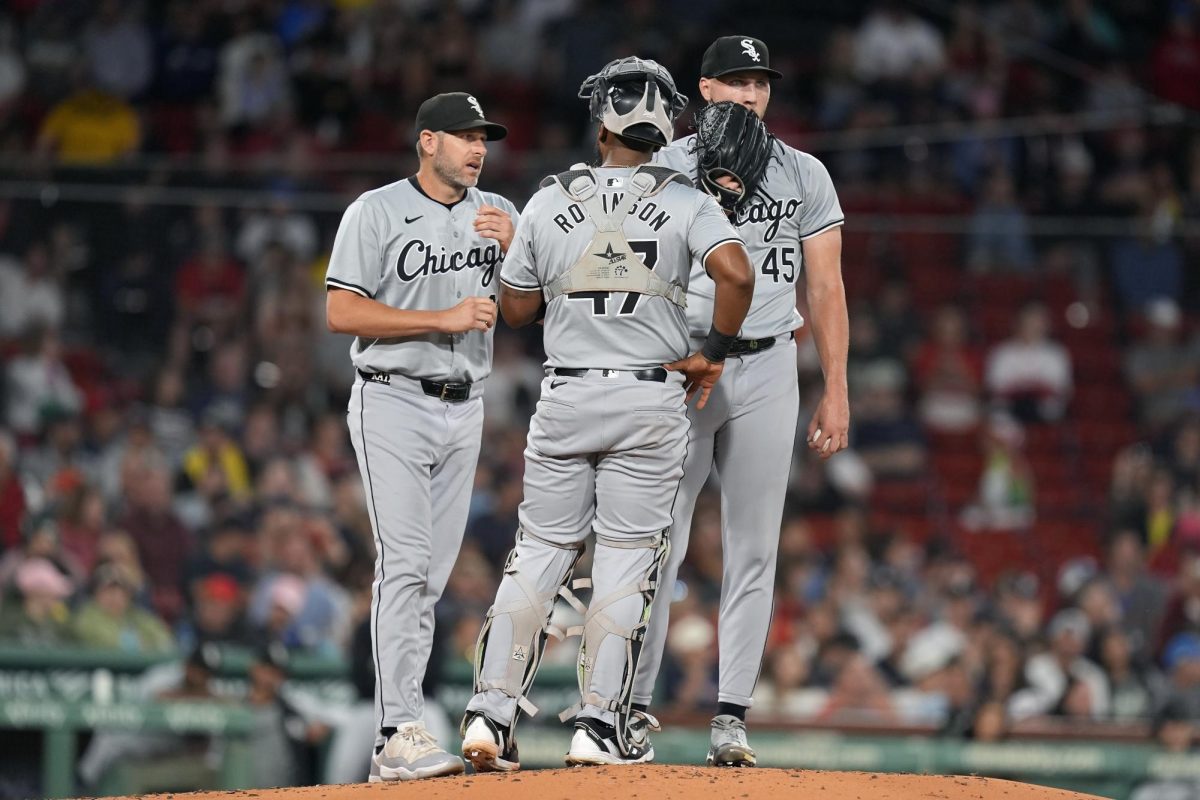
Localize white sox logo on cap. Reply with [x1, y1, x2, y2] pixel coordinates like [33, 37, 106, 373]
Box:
[467, 95, 484, 118]
[741, 38, 761, 62]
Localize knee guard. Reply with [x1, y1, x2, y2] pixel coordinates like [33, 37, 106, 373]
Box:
[469, 527, 584, 729]
[558, 529, 670, 757]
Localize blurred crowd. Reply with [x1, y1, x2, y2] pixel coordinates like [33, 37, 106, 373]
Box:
[0, 0, 1199, 781]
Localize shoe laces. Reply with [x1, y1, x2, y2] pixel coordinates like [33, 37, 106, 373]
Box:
[388, 723, 441, 760]
[712, 716, 748, 746]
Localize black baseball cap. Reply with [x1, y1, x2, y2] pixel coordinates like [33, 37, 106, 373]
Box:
[414, 92, 507, 141]
[701, 36, 783, 80]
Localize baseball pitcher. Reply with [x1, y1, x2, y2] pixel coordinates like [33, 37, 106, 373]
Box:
[632, 35, 850, 766]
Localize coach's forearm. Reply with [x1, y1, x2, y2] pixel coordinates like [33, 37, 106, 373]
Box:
[326, 289, 448, 337]
[803, 229, 848, 392]
[705, 241, 755, 336]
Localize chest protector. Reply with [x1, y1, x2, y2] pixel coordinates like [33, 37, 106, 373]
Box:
[541, 165, 691, 309]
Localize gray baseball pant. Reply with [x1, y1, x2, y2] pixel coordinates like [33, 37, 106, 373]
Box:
[633, 337, 799, 708]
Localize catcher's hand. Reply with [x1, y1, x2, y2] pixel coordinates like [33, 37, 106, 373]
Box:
[692, 101, 775, 213]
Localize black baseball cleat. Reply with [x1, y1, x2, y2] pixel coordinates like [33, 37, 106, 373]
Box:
[565, 716, 655, 766]
[461, 712, 520, 772]
[707, 714, 757, 767]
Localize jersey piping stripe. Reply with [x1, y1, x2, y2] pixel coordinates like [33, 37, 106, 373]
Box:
[798, 218, 844, 241]
[500, 278, 540, 291]
[326, 277, 373, 298]
[358, 380, 387, 729]
[700, 236, 745, 267]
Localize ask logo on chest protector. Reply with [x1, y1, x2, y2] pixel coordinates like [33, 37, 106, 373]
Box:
[396, 238, 501, 287]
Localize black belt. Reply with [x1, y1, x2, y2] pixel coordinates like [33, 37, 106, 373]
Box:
[553, 367, 668, 383]
[358, 369, 472, 402]
[728, 331, 794, 357]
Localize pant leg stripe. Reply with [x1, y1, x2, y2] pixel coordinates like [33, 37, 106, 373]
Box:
[359, 381, 387, 730]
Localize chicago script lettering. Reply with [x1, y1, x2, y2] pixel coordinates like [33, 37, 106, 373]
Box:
[734, 197, 801, 242]
[396, 240, 499, 286]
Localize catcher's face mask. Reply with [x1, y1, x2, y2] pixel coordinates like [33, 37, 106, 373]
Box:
[580, 57, 688, 149]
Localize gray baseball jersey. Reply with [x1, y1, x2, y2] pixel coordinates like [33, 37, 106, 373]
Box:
[655, 136, 843, 339]
[329, 173, 517, 749]
[500, 165, 741, 369]
[634, 135, 845, 713]
[325, 177, 520, 382]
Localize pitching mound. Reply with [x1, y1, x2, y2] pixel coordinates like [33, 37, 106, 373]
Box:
[118, 765, 1109, 800]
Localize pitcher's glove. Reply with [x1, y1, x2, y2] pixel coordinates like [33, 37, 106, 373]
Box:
[692, 101, 775, 213]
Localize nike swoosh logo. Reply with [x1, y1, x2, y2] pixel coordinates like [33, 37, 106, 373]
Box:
[550, 380, 566, 389]
[405, 215, 423, 224]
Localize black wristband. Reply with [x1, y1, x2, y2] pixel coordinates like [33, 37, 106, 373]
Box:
[701, 325, 737, 363]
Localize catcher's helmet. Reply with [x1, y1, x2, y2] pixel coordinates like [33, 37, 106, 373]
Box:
[579, 57, 688, 149]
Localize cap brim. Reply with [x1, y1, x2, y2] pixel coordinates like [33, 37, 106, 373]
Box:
[441, 119, 508, 141]
[707, 66, 783, 80]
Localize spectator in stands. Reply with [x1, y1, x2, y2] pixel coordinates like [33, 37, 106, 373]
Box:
[0, 431, 25, 552]
[183, 516, 254, 595]
[117, 454, 192, 621]
[1124, 299, 1200, 430]
[852, 362, 927, 479]
[1098, 626, 1158, 721]
[73, 562, 175, 653]
[984, 302, 1073, 423]
[1111, 196, 1185, 313]
[962, 414, 1035, 531]
[138, 375, 190, 477]
[236, 187, 319, 267]
[83, 0, 152, 99]
[659, 610, 720, 713]
[1153, 0, 1200, 111]
[249, 532, 350, 655]
[1106, 530, 1168, 657]
[912, 304, 984, 433]
[819, 650, 898, 723]
[174, 235, 247, 338]
[0, 557, 74, 646]
[1158, 633, 1200, 722]
[218, 22, 292, 130]
[853, 1, 946, 84]
[4, 327, 83, 437]
[22, 411, 97, 504]
[175, 571, 252, 651]
[1009, 609, 1110, 720]
[154, 2, 219, 104]
[182, 408, 252, 505]
[967, 167, 1036, 273]
[0, 514, 83, 603]
[35, 69, 141, 165]
[0, 241, 65, 340]
[1075, 577, 1123, 639]
[56, 484, 105, 575]
[992, 572, 1043, 644]
[192, 340, 251, 432]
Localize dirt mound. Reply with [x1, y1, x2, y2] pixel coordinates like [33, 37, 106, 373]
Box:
[115, 765, 1110, 800]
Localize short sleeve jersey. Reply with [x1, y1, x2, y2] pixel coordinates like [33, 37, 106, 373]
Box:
[655, 136, 844, 339]
[324, 177, 519, 382]
[500, 166, 741, 370]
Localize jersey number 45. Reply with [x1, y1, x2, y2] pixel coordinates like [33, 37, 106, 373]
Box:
[567, 239, 658, 316]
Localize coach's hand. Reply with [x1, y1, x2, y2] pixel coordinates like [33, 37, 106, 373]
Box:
[441, 296, 497, 333]
[475, 205, 515, 253]
[807, 387, 850, 459]
[665, 352, 725, 410]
